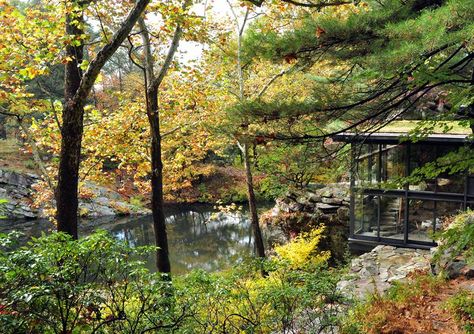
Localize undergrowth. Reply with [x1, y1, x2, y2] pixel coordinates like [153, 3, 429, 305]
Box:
[0, 227, 345, 333]
[446, 290, 474, 333]
[340, 272, 446, 334]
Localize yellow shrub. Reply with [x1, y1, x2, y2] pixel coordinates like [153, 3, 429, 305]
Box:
[274, 226, 330, 269]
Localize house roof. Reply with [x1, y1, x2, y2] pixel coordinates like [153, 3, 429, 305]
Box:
[333, 121, 472, 145]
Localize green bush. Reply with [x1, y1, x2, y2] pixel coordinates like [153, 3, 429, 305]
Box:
[446, 290, 474, 333]
[0, 231, 179, 334]
[175, 258, 344, 333]
[0, 230, 345, 334]
[434, 211, 474, 265]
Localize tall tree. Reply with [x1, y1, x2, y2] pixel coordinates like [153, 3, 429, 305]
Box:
[56, 0, 150, 238]
[126, 0, 198, 273]
[137, 17, 181, 274]
[226, 3, 267, 264]
[238, 0, 473, 147]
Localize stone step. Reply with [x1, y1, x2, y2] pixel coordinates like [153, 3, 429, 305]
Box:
[381, 214, 397, 220]
[371, 225, 398, 232]
[380, 219, 397, 225]
[380, 231, 399, 237]
[380, 225, 398, 232]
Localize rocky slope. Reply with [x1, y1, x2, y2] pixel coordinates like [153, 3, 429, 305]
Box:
[263, 183, 350, 234]
[0, 168, 149, 219]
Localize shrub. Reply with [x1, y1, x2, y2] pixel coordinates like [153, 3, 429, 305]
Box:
[0, 231, 181, 334]
[176, 258, 344, 334]
[274, 225, 331, 269]
[340, 273, 445, 334]
[434, 210, 474, 265]
[0, 228, 345, 334]
[446, 290, 474, 333]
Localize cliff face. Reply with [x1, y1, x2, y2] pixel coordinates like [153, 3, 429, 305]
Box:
[0, 168, 149, 219]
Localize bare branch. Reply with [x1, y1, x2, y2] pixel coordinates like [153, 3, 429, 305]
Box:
[257, 68, 290, 99]
[73, 0, 151, 108]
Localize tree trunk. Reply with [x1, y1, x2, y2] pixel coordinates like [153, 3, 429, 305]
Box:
[137, 14, 184, 274]
[0, 115, 6, 139]
[147, 88, 171, 274]
[242, 142, 266, 260]
[55, 0, 151, 239]
[56, 8, 85, 239]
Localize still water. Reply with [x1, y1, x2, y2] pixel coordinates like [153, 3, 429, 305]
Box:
[0, 204, 259, 275]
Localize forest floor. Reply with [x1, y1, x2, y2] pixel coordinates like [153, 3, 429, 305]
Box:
[0, 139, 36, 173]
[353, 273, 474, 334]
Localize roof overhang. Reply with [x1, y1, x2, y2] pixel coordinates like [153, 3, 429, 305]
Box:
[333, 132, 471, 145]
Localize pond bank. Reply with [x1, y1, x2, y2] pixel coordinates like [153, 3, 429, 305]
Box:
[1, 204, 258, 275]
[0, 168, 149, 219]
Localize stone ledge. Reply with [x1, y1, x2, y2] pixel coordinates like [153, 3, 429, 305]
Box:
[337, 245, 432, 299]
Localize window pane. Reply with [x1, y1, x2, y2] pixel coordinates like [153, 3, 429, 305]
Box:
[353, 191, 378, 237]
[408, 200, 435, 243]
[436, 175, 464, 194]
[381, 145, 406, 189]
[436, 201, 463, 221]
[354, 144, 379, 187]
[379, 196, 404, 240]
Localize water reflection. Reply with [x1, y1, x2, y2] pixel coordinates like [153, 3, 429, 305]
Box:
[0, 204, 255, 275]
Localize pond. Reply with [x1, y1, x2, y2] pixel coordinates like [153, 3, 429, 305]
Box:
[0, 203, 349, 274]
[0, 204, 260, 275]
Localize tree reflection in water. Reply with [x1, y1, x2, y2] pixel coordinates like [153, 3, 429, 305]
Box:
[1, 204, 256, 275]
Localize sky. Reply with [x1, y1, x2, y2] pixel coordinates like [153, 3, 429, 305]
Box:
[177, 0, 249, 63]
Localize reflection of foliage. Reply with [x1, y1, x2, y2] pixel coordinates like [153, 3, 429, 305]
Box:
[403, 147, 474, 187]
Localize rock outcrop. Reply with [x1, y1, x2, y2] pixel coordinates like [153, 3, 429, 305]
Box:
[0, 168, 150, 219]
[337, 245, 432, 299]
[0, 169, 39, 218]
[263, 183, 350, 263]
[263, 183, 350, 235]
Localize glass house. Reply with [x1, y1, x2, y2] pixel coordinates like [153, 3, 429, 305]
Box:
[334, 128, 473, 250]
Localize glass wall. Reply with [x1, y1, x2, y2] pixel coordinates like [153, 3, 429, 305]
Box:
[354, 144, 379, 187]
[383, 145, 406, 185]
[354, 144, 406, 189]
[408, 200, 435, 242]
[353, 191, 378, 237]
[351, 141, 468, 247]
[379, 196, 404, 240]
